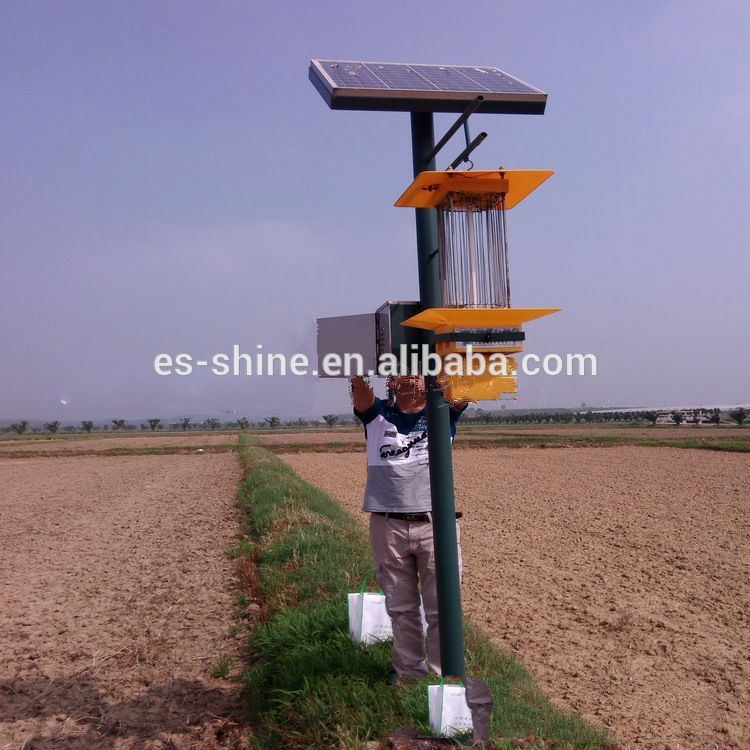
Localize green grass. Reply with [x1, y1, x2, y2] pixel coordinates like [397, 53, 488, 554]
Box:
[211, 654, 234, 679]
[234, 591, 250, 610]
[227, 536, 254, 559]
[235, 438, 614, 749]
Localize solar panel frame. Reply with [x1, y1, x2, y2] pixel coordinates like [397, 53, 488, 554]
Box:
[309, 59, 547, 114]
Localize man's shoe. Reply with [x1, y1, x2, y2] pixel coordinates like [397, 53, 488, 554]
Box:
[387, 671, 399, 685]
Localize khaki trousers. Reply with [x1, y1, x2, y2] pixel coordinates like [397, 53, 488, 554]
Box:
[369, 513, 462, 677]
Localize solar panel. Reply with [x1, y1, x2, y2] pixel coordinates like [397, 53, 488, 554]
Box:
[309, 59, 547, 114]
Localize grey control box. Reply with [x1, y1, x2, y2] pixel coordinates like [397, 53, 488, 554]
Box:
[317, 301, 421, 377]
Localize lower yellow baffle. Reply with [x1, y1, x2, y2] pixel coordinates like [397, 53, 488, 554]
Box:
[401, 307, 560, 332]
[439, 361, 518, 404]
[402, 307, 561, 403]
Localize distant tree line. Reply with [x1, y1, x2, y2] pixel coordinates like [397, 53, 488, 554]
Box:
[463, 406, 747, 426]
[4, 406, 747, 435]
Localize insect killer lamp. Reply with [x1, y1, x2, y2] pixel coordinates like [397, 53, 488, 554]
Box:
[395, 169, 560, 402]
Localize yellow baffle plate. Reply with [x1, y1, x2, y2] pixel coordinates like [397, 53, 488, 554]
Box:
[440, 371, 518, 403]
[401, 307, 561, 332]
[403, 307, 561, 402]
[395, 170, 554, 209]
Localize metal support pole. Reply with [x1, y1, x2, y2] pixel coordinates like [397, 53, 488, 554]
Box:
[410, 112, 466, 677]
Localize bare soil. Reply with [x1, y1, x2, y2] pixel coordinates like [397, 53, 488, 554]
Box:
[0, 453, 247, 749]
[281, 446, 750, 749]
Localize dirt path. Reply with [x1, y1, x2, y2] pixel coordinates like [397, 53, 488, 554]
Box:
[256, 430, 362, 445]
[457, 425, 746, 439]
[0, 454, 246, 749]
[281, 447, 750, 749]
[0, 434, 237, 453]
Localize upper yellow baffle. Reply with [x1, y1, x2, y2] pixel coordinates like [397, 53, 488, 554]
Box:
[402, 307, 561, 332]
[395, 170, 554, 209]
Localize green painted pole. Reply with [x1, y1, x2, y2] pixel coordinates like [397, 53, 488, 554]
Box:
[410, 112, 466, 677]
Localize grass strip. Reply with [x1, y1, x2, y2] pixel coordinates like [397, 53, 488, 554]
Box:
[235, 437, 614, 749]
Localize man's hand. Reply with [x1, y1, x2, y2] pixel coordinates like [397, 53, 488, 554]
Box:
[351, 376, 375, 415]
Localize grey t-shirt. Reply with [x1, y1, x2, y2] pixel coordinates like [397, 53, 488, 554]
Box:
[354, 398, 464, 512]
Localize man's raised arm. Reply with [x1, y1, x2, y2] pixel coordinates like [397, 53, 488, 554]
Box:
[351, 376, 375, 415]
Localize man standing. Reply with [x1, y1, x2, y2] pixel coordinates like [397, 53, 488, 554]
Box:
[351, 375, 467, 680]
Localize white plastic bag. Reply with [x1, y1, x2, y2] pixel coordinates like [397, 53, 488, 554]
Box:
[419, 597, 428, 636]
[428, 683, 473, 737]
[347, 592, 393, 644]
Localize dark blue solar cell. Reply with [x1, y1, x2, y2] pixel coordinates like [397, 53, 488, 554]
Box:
[453, 66, 536, 94]
[364, 64, 438, 90]
[409, 65, 490, 92]
[323, 62, 386, 89]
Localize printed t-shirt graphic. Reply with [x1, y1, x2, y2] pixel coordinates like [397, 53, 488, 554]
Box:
[354, 397, 463, 513]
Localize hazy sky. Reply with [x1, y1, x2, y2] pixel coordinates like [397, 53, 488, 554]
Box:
[1, 0, 748, 420]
